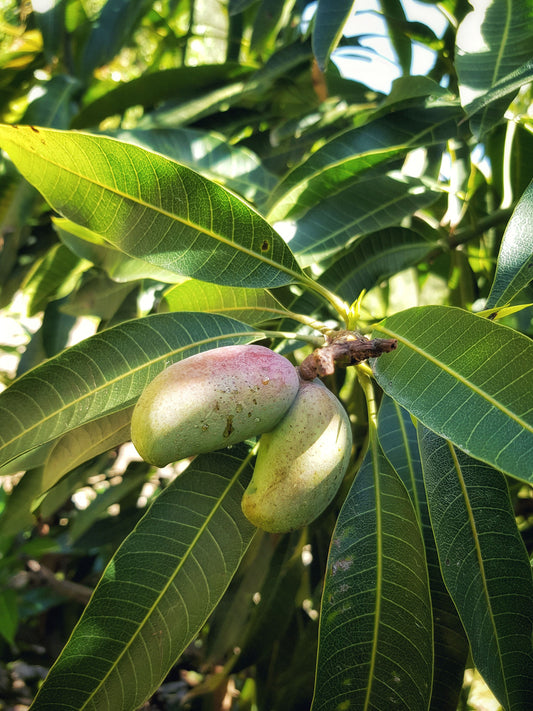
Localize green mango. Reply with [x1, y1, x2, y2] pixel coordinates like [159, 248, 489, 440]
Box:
[242, 379, 352, 532]
[131, 344, 299, 467]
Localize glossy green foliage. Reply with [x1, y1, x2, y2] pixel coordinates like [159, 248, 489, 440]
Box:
[0, 0, 531, 709]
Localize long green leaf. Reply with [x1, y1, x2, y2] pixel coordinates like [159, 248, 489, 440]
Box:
[0, 125, 303, 288]
[319, 227, 437, 302]
[160, 280, 290, 325]
[0, 312, 259, 472]
[268, 106, 460, 221]
[29, 445, 257, 711]
[455, 0, 533, 136]
[378, 397, 469, 711]
[418, 427, 533, 710]
[289, 174, 439, 265]
[313, 437, 433, 710]
[312, 0, 356, 70]
[486, 178, 533, 308]
[372, 305, 533, 483]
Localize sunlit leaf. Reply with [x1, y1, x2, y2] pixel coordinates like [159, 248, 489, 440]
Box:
[29, 446, 257, 711]
[313, 436, 432, 710]
[486, 179, 533, 308]
[419, 427, 533, 710]
[289, 174, 439, 265]
[160, 280, 290, 325]
[456, 0, 533, 136]
[372, 305, 533, 483]
[268, 106, 460, 221]
[0, 125, 303, 288]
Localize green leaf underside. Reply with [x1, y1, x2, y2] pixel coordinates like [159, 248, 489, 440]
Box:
[161, 280, 289, 325]
[319, 227, 436, 302]
[0, 312, 259, 472]
[268, 107, 460, 221]
[29, 446, 257, 711]
[378, 397, 469, 710]
[288, 175, 439, 265]
[0, 125, 303, 288]
[313, 440, 432, 711]
[419, 428, 533, 710]
[372, 305, 533, 483]
[486, 178, 533, 308]
[455, 0, 533, 136]
[312, 0, 356, 71]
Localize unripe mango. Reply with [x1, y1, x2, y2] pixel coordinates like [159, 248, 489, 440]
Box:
[242, 379, 352, 533]
[131, 345, 300, 467]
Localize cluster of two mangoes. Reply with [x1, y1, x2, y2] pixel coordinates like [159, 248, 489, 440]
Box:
[131, 345, 352, 532]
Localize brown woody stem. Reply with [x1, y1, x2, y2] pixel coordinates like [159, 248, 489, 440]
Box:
[297, 330, 397, 381]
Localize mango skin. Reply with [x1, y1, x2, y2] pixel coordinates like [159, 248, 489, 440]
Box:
[241, 379, 352, 533]
[131, 345, 299, 467]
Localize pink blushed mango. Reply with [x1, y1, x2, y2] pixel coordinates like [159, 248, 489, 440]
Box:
[242, 379, 352, 532]
[131, 345, 299, 467]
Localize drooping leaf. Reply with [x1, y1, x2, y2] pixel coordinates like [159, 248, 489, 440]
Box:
[455, 0, 533, 136]
[0, 125, 303, 288]
[0, 311, 259, 473]
[29, 445, 257, 711]
[73, 65, 253, 129]
[379, 0, 412, 75]
[419, 427, 533, 710]
[378, 397, 469, 710]
[268, 106, 460, 221]
[79, 0, 153, 81]
[312, 0, 356, 71]
[319, 227, 437, 302]
[0, 589, 18, 646]
[160, 280, 290, 325]
[32, 0, 66, 62]
[313, 436, 433, 710]
[22, 242, 91, 316]
[289, 174, 439, 265]
[54, 218, 185, 284]
[372, 305, 533, 483]
[486, 178, 533, 308]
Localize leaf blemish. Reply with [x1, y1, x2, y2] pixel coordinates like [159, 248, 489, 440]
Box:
[260, 240, 269, 252]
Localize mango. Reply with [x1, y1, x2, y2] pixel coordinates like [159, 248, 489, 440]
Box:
[131, 344, 300, 467]
[241, 379, 352, 532]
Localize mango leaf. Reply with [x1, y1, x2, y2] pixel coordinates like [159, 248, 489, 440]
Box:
[372, 305, 533, 483]
[0, 311, 259, 473]
[313, 436, 432, 710]
[379, 0, 412, 75]
[0, 125, 303, 288]
[268, 106, 460, 221]
[79, 0, 153, 80]
[104, 127, 276, 207]
[289, 174, 439, 265]
[160, 280, 290, 325]
[455, 0, 533, 137]
[32, 0, 66, 63]
[319, 227, 437, 302]
[378, 397, 469, 711]
[312, 0, 356, 71]
[29, 445, 257, 711]
[486, 179, 533, 308]
[73, 65, 253, 129]
[54, 218, 185, 284]
[0, 589, 18, 646]
[464, 58, 533, 121]
[22, 242, 91, 315]
[418, 427, 533, 710]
